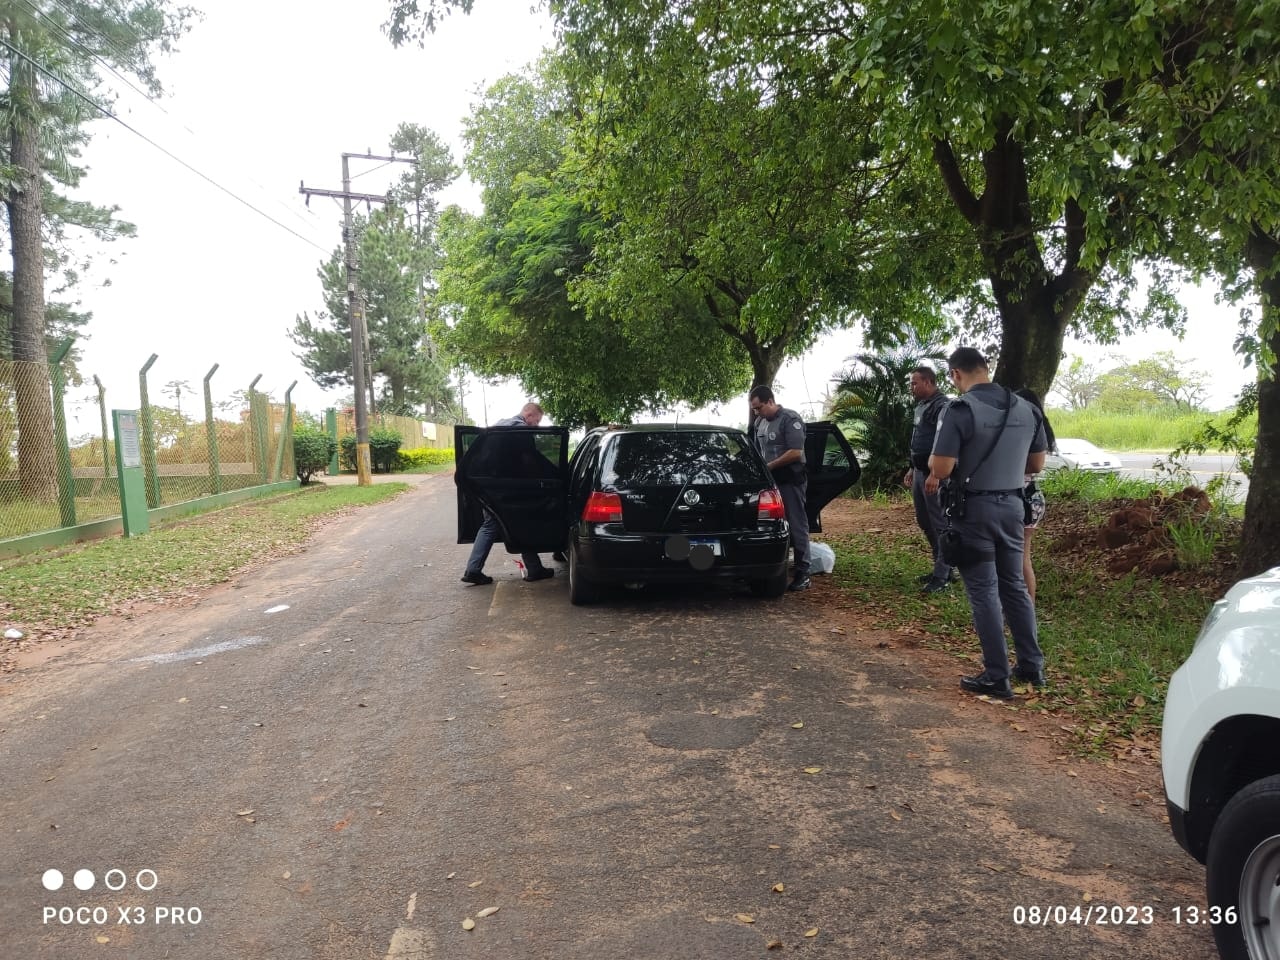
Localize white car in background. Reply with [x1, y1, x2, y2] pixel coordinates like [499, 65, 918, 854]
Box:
[1044, 437, 1123, 473]
[1161, 565, 1280, 960]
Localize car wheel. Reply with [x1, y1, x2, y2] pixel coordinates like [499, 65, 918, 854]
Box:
[1207, 773, 1280, 960]
[568, 542, 599, 606]
[749, 568, 788, 599]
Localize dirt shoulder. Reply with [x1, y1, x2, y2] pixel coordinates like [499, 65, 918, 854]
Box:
[794, 496, 1174, 827]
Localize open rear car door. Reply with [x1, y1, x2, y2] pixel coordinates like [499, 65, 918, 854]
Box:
[455, 425, 570, 553]
[804, 421, 860, 532]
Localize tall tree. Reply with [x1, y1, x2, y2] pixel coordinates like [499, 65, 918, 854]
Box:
[841, 0, 1202, 396]
[1094, 352, 1209, 412]
[1081, 0, 1280, 575]
[1050, 356, 1103, 411]
[438, 58, 747, 427]
[290, 125, 464, 420]
[385, 1, 1182, 399]
[560, 8, 952, 394]
[3, 0, 188, 498]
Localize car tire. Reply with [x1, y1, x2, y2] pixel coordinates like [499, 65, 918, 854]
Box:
[1206, 773, 1280, 960]
[568, 542, 599, 606]
[749, 568, 788, 599]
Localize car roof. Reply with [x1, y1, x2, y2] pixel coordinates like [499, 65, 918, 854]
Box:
[588, 423, 746, 435]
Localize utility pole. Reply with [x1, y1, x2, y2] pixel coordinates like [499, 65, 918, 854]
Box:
[300, 151, 416, 485]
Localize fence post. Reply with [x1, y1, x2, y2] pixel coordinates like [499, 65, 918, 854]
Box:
[246, 374, 261, 480]
[93, 375, 110, 481]
[273, 381, 297, 482]
[248, 375, 268, 484]
[325, 408, 339, 475]
[139, 354, 160, 507]
[203, 364, 221, 495]
[49, 339, 76, 527]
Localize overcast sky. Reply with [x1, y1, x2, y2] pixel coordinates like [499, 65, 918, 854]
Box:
[60, 0, 1254, 440]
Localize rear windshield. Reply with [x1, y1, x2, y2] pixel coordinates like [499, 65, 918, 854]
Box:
[601, 431, 768, 487]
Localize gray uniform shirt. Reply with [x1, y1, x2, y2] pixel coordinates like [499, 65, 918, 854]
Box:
[932, 385, 1046, 490]
[754, 407, 807, 483]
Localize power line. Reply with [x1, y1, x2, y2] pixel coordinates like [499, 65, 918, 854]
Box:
[16, 0, 171, 126]
[41, 0, 152, 89]
[351, 158, 398, 180]
[14, 0, 329, 241]
[0, 36, 330, 254]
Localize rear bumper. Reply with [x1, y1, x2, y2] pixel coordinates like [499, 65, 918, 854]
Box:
[574, 525, 789, 583]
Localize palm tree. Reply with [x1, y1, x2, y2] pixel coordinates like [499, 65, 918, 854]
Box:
[829, 342, 948, 492]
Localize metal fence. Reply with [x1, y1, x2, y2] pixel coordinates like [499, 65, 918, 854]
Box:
[2, 347, 295, 544]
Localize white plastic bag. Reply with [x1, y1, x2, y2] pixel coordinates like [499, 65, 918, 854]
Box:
[809, 541, 835, 575]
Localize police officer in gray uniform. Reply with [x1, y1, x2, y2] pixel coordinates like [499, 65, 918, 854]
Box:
[925, 348, 1048, 698]
[749, 385, 811, 592]
[904, 365, 954, 592]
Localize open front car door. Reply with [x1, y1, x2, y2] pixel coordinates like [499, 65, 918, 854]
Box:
[454, 424, 570, 553]
[804, 421, 860, 532]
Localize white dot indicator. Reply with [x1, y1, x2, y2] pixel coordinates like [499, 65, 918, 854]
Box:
[104, 869, 127, 891]
[73, 869, 95, 891]
[136, 869, 158, 891]
[41, 869, 64, 891]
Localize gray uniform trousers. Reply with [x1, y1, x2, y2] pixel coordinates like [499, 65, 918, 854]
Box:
[911, 468, 952, 581]
[954, 492, 1043, 681]
[779, 479, 810, 575]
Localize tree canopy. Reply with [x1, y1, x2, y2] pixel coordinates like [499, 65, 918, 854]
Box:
[3, 0, 189, 498]
[291, 125, 464, 421]
[385, 0, 1280, 571]
[435, 57, 748, 427]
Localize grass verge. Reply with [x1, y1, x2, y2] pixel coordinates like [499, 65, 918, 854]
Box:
[0, 483, 408, 637]
[825, 475, 1225, 758]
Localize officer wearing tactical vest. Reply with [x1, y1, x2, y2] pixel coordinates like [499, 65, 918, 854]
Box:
[749, 385, 812, 592]
[925, 348, 1048, 699]
[904, 365, 953, 593]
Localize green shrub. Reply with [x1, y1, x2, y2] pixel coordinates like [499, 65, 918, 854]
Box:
[293, 426, 336, 484]
[369, 427, 404, 473]
[1168, 515, 1221, 571]
[339, 434, 356, 472]
[397, 447, 454, 469]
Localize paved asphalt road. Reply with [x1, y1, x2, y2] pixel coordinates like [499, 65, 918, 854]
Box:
[1119, 453, 1248, 500]
[1, 476, 1218, 959]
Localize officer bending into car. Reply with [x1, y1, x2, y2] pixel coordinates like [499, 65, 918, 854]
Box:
[924, 348, 1048, 699]
[749, 385, 812, 593]
[459, 402, 556, 586]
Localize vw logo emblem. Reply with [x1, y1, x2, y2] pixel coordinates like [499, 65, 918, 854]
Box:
[682, 489, 701, 506]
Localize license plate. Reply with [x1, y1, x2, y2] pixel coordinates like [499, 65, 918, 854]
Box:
[689, 537, 722, 556]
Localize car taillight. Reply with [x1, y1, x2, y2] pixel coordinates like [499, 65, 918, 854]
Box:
[758, 488, 786, 520]
[582, 491, 623, 523]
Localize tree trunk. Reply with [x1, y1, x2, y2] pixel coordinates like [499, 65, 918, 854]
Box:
[1238, 229, 1280, 577]
[988, 238, 1079, 396]
[933, 127, 1097, 398]
[6, 51, 58, 501]
[745, 342, 785, 427]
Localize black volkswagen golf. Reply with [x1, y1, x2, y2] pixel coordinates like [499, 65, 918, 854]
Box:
[455, 422, 859, 605]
